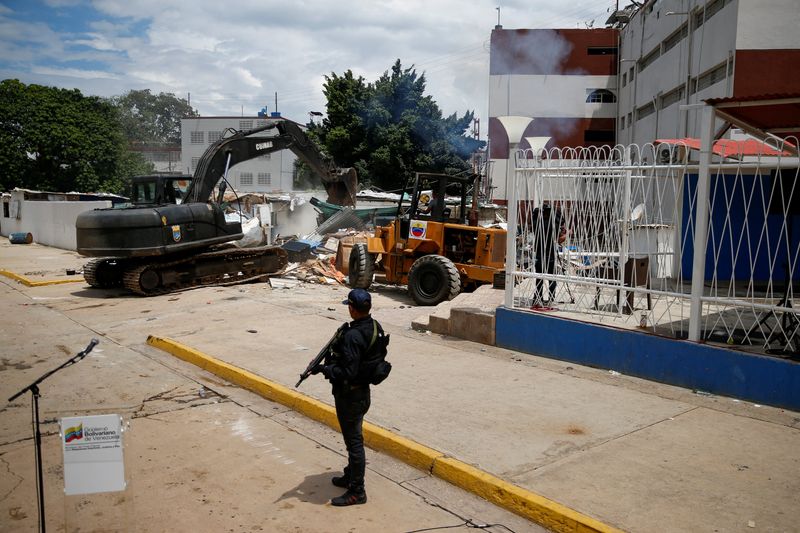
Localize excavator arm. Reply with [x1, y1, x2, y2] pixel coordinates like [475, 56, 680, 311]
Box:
[184, 121, 357, 206]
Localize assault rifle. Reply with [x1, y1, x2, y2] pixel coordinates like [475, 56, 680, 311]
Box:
[295, 324, 347, 388]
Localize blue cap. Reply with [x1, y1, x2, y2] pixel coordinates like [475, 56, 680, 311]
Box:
[342, 288, 371, 311]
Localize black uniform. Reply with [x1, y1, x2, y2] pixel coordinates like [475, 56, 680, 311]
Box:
[531, 205, 565, 305]
[323, 315, 377, 493]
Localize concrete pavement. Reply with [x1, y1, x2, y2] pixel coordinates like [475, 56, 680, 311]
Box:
[1, 240, 799, 532]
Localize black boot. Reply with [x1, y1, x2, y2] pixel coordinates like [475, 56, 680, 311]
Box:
[331, 474, 349, 488]
[331, 489, 367, 506]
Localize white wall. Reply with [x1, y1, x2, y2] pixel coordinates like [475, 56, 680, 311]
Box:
[181, 117, 298, 194]
[489, 75, 617, 118]
[736, 0, 800, 50]
[617, 0, 739, 145]
[1, 192, 111, 250]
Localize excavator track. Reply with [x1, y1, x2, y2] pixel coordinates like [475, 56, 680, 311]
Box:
[121, 245, 288, 296]
[83, 258, 129, 289]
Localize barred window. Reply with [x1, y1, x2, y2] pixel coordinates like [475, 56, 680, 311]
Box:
[258, 172, 271, 185]
[662, 24, 688, 54]
[256, 119, 267, 127]
[191, 157, 200, 171]
[240, 172, 253, 186]
[639, 46, 660, 72]
[190, 131, 204, 144]
[660, 85, 685, 110]
[636, 102, 655, 121]
[260, 153, 271, 160]
[692, 62, 727, 93]
[239, 120, 253, 130]
[208, 131, 223, 143]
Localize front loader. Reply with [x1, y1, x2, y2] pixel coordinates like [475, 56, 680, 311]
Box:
[348, 172, 506, 306]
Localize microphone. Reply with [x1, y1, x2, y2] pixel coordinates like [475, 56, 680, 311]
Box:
[83, 338, 100, 356]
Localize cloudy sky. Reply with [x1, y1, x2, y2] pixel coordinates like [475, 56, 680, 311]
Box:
[1, 0, 613, 133]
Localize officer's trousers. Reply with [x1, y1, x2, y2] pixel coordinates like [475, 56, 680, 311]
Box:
[334, 386, 371, 492]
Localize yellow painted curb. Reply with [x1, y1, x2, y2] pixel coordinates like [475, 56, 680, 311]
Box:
[0, 269, 85, 287]
[147, 335, 622, 533]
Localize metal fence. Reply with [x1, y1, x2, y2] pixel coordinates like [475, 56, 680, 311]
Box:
[504, 138, 800, 355]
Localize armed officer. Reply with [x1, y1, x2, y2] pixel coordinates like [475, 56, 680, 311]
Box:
[311, 288, 377, 506]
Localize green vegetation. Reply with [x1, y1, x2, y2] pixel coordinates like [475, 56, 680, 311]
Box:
[110, 89, 198, 145]
[308, 59, 484, 191]
[0, 79, 152, 194]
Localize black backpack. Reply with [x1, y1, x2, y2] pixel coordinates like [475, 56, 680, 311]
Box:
[359, 320, 391, 385]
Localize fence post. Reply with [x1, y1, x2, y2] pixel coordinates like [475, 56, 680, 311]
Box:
[504, 152, 520, 309]
[688, 105, 715, 341]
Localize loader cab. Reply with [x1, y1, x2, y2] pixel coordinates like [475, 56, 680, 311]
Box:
[130, 175, 192, 206]
[400, 172, 470, 239]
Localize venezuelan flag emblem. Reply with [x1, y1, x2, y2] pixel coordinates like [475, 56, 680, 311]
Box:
[64, 424, 83, 443]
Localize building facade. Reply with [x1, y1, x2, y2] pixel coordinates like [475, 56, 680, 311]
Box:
[487, 27, 619, 201]
[617, 0, 800, 147]
[180, 116, 300, 194]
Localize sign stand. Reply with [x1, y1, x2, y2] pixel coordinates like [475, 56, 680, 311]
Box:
[6, 339, 99, 533]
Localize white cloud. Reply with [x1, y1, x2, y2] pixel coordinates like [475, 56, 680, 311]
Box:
[31, 66, 120, 80]
[4, 0, 611, 134]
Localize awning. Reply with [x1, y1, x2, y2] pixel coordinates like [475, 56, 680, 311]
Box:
[654, 137, 790, 158]
[705, 93, 800, 141]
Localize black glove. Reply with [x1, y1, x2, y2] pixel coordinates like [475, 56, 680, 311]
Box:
[320, 365, 333, 379]
[310, 363, 324, 375]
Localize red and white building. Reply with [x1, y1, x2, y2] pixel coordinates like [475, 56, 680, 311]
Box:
[488, 27, 619, 201]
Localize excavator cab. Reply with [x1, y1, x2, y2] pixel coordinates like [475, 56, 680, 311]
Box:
[129, 175, 191, 206]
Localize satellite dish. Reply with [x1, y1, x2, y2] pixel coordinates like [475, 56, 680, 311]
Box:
[631, 203, 645, 223]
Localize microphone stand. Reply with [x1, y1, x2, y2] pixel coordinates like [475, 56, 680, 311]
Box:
[7, 338, 99, 533]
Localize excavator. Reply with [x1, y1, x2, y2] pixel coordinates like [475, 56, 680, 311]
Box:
[76, 120, 357, 295]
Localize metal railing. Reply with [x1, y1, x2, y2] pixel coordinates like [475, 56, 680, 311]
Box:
[504, 138, 800, 354]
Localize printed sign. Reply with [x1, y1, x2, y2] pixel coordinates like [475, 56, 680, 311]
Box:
[61, 414, 125, 495]
[409, 220, 428, 239]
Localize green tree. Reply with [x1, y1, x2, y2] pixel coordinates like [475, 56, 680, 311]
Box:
[309, 60, 483, 191]
[110, 89, 198, 145]
[0, 79, 151, 194]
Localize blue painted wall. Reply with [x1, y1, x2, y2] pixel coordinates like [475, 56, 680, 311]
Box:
[496, 307, 800, 410]
[681, 172, 800, 282]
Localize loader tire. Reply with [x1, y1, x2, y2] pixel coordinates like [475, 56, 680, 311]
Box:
[408, 255, 461, 306]
[348, 243, 374, 289]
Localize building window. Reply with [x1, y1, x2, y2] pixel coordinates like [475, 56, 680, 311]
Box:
[586, 89, 616, 103]
[208, 131, 223, 143]
[191, 157, 200, 171]
[258, 172, 271, 186]
[662, 23, 688, 54]
[260, 153, 271, 160]
[659, 85, 685, 110]
[636, 102, 656, 121]
[587, 46, 618, 55]
[239, 120, 253, 130]
[3, 201, 9, 218]
[240, 172, 253, 186]
[627, 112, 632, 126]
[620, 117, 625, 131]
[584, 130, 615, 143]
[692, 62, 727, 93]
[629, 67, 635, 82]
[190, 131, 204, 144]
[622, 72, 627, 87]
[256, 119, 268, 127]
[639, 46, 661, 72]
